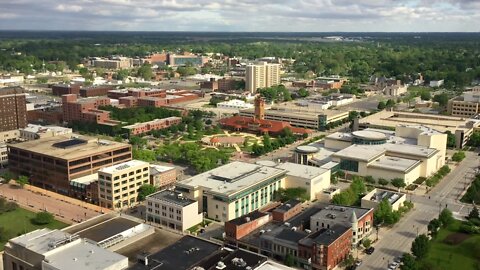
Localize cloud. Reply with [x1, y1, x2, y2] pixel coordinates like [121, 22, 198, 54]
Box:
[0, 0, 478, 31]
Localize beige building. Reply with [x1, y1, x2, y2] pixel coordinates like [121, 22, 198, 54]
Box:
[3, 229, 128, 270]
[98, 160, 150, 209]
[447, 87, 480, 117]
[176, 161, 331, 222]
[358, 110, 480, 149]
[0, 129, 20, 143]
[384, 85, 407, 96]
[19, 124, 72, 141]
[0, 143, 7, 168]
[146, 190, 203, 231]
[246, 62, 280, 93]
[295, 125, 447, 185]
[361, 188, 406, 211]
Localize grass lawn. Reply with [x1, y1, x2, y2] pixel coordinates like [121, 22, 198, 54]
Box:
[424, 221, 480, 270]
[0, 208, 67, 250]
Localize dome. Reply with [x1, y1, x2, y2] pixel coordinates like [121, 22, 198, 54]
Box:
[295, 145, 319, 154]
[352, 130, 387, 141]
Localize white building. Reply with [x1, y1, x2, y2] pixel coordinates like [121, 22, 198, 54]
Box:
[146, 190, 203, 231]
[361, 188, 406, 211]
[384, 85, 408, 96]
[3, 229, 128, 270]
[0, 143, 7, 168]
[216, 99, 254, 111]
[20, 124, 72, 141]
[430, 80, 444, 88]
[98, 160, 150, 209]
[246, 62, 280, 94]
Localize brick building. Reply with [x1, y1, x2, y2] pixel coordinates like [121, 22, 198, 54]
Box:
[225, 211, 272, 241]
[298, 225, 352, 270]
[79, 85, 114, 97]
[122, 117, 182, 135]
[272, 200, 303, 222]
[149, 164, 177, 188]
[8, 135, 131, 195]
[0, 87, 27, 132]
[52, 84, 80, 96]
[62, 94, 119, 125]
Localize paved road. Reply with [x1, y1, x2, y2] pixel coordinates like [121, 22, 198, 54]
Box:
[359, 152, 478, 270]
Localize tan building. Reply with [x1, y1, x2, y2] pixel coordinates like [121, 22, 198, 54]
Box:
[384, 85, 407, 96]
[447, 87, 480, 117]
[98, 160, 150, 209]
[19, 124, 72, 141]
[149, 164, 177, 188]
[0, 143, 7, 168]
[146, 190, 203, 231]
[246, 62, 280, 93]
[8, 135, 132, 195]
[358, 110, 480, 149]
[0, 129, 20, 143]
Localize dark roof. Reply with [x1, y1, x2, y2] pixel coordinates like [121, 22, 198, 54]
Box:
[76, 217, 139, 242]
[227, 211, 270, 226]
[273, 199, 302, 213]
[275, 229, 308, 243]
[287, 205, 322, 229]
[148, 190, 196, 207]
[52, 138, 88, 149]
[128, 236, 221, 270]
[299, 224, 350, 247]
[195, 249, 267, 270]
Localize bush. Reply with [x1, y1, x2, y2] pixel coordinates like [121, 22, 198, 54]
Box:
[378, 178, 389, 186]
[414, 177, 427, 185]
[452, 151, 466, 162]
[364, 176, 376, 184]
[32, 212, 54, 225]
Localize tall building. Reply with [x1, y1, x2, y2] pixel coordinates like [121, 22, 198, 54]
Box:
[8, 135, 131, 195]
[246, 62, 280, 93]
[0, 87, 27, 132]
[97, 160, 149, 209]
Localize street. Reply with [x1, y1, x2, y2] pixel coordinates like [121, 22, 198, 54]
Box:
[358, 152, 478, 270]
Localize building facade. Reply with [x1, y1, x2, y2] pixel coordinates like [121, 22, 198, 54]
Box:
[98, 160, 150, 209]
[149, 164, 177, 188]
[146, 190, 203, 231]
[246, 62, 280, 93]
[0, 87, 27, 132]
[123, 117, 182, 135]
[8, 135, 131, 195]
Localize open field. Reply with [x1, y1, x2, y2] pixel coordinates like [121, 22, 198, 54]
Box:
[0, 208, 67, 250]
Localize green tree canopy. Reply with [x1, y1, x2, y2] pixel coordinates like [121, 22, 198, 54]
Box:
[411, 234, 430, 260]
[138, 184, 157, 201]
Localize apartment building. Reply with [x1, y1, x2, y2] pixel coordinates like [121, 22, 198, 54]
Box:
[98, 160, 150, 209]
[51, 84, 80, 96]
[0, 87, 27, 132]
[8, 135, 131, 195]
[79, 85, 114, 97]
[146, 190, 203, 231]
[62, 94, 120, 125]
[123, 117, 182, 135]
[246, 62, 280, 93]
[447, 87, 480, 117]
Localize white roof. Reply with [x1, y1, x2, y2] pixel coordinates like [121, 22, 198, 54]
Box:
[150, 164, 176, 175]
[275, 162, 329, 179]
[177, 161, 286, 197]
[332, 144, 385, 162]
[99, 160, 149, 174]
[369, 156, 421, 172]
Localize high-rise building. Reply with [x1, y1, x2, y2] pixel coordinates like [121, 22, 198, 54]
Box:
[245, 62, 280, 93]
[0, 87, 27, 132]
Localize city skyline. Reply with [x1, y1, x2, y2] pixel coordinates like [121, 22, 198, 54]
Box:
[0, 0, 479, 32]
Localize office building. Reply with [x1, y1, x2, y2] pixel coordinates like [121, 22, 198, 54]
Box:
[310, 205, 374, 246]
[98, 160, 149, 209]
[246, 62, 280, 93]
[358, 110, 480, 149]
[217, 99, 254, 111]
[146, 190, 203, 231]
[79, 85, 114, 97]
[176, 161, 331, 222]
[8, 135, 131, 195]
[294, 125, 447, 185]
[122, 117, 182, 135]
[167, 53, 207, 67]
[51, 84, 81, 96]
[447, 86, 480, 117]
[62, 94, 120, 125]
[0, 143, 7, 168]
[3, 229, 128, 270]
[0, 87, 27, 132]
[225, 211, 272, 241]
[92, 57, 132, 69]
[149, 164, 177, 188]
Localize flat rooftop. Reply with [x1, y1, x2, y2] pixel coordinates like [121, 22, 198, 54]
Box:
[44, 238, 127, 270]
[275, 162, 329, 179]
[369, 156, 421, 173]
[123, 117, 182, 129]
[9, 229, 72, 255]
[364, 189, 405, 205]
[299, 224, 350, 246]
[9, 135, 130, 160]
[228, 210, 270, 226]
[148, 190, 196, 207]
[240, 106, 348, 120]
[75, 217, 140, 243]
[311, 205, 372, 227]
[128, 236, 221, 270]
[332, 144, 385, 162]
[274, 199, 302, 213]
[98, 160, 148, 174]
[177, 161, 286, 198]
[150, 164, 176, 175]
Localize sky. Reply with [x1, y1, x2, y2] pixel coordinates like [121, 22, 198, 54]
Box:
[0, 0, 479, 32]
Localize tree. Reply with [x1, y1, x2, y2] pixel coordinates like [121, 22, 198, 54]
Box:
[468, 206, 479, 220]
[420, 91, 431, 101]
[341, 254, 355, 268]
[452, 151, 466, 162]
[298, 88, 309, 98]
[32, 212, 54, 225]
[378, 178, 389, 186]
[364, 176, 375, 184]
[386, 99, 395, 108]
[445, 131, 456, 148]
[284, 253, 295, 267]
[439, 208, 454, 228]
[468, 131, 480, 147]
[137, 64, 153, 80]
[427, 218, 441, 237]
[391, 178, 406, 190]
[374, 198, 394, 225]
[377, 101, 386, 110]
[137, 184, 157, 201]
[16, 175, 29, 188]
[401, 253, 418, 270]
[411, 234, 430, 260]
[362, 238, 372, 249]
[433, 93, 449, 107]
[0, 171, 15, 182]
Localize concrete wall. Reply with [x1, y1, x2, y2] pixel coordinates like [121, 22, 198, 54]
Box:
[324, 138, 351, 150]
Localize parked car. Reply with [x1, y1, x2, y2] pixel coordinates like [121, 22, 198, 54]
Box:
[388, 262, 399, 269]
[393, 257, 402, 264]
[355, 260, 362, 266]
[365, 247, 375, 255]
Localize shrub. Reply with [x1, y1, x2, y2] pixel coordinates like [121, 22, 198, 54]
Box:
[452, 151, 466, 162]
[364, 176, 375, 184]
[378, 178, 389, 186]
[32, 212, 54, 225]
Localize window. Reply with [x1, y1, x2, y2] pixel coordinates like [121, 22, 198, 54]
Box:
[339, 159, 359, 172]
